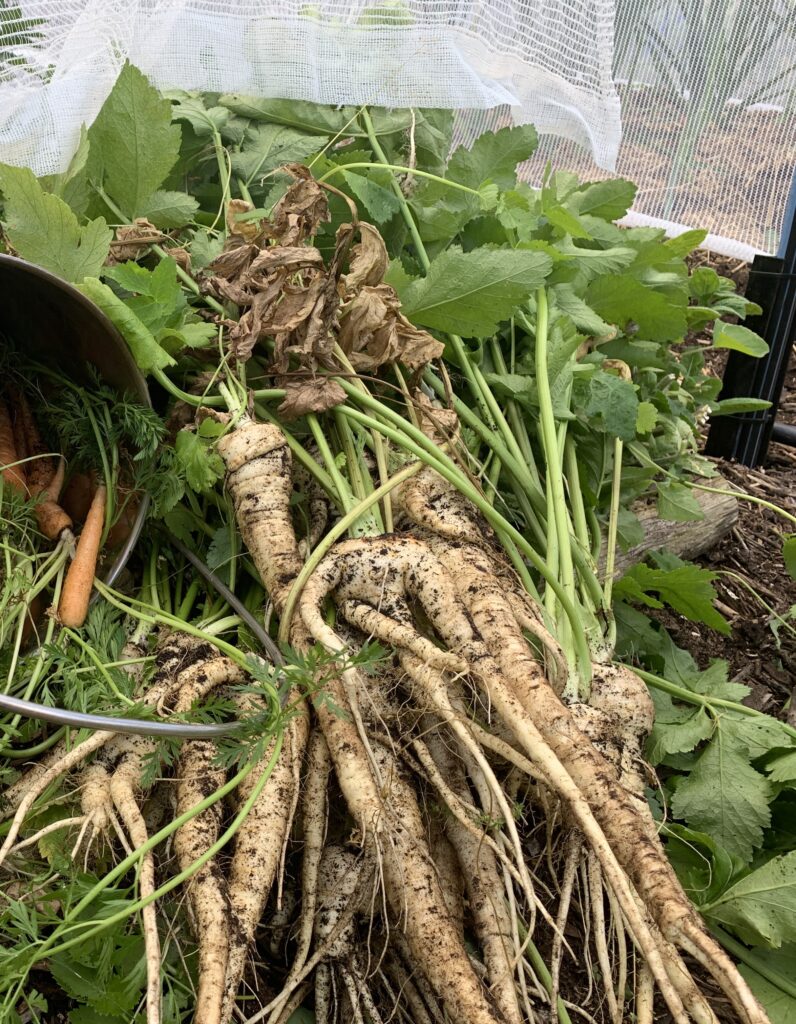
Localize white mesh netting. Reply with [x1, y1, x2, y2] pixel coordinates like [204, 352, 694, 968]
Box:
[1, 1, 794, 256]
[0, 0, 620, 176]
[524, 0, 796, 257]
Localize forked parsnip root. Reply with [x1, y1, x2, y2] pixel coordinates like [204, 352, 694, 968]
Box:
[396, 465, 767, 1024]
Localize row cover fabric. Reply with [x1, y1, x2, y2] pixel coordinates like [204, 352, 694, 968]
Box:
[0, 0, 621, 176]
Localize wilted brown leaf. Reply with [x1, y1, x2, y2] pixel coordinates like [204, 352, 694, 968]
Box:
[248, 245, 324, 275]
[226, 199, 265, 244]
[209, 244, 259, 280]
[108, 218, 163, 263]
[269, 167, 330, 245]
[393, 313, 444, 368]
[338, 284, 443, 371]
[277, 377, 346, 421]
[342, 222, 388, 294]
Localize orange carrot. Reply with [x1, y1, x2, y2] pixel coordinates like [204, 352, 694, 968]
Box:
[35, 456, 73, 541]
[12, 390, 54, 496]
[0, 399, 27, 495]
[58, 484, 106, 628]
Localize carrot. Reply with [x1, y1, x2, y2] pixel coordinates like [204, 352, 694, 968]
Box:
[11, 389, 52, 495]
[0, 399, 27, 494]
[61, 471, 93, 523]
[58, 483, 106, 628]
[34, 455, 73, 541]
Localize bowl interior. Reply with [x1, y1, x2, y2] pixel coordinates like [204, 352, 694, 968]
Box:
[0, 254, 151, 586]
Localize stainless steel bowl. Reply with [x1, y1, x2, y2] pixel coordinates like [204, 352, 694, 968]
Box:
[0, 253, 150, 585]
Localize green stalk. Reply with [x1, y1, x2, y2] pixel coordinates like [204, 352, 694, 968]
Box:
[526, 296, 577, 678]
[707, 926, 796, 1000]
[307, 413, 356, 515]
[564, 439, 591, 555]
[333, 410, 383, 534]
[333, 345, 394, 531]
[602, 437, 624, 609]
[489, 334, 541, 487]
[318, 162, 482, 197]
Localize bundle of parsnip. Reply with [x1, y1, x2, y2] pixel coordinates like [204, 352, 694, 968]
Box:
[2, 66, 788, 1024]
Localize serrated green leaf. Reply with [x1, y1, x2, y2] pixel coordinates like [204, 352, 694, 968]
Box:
[713, 322, 769, 357]
[663, 822, 736, 906]
[39, 125, 92, 216]
[78, 278, 175, 372]
[174, 430, 224, 493]
[136, 189, 198, 228]
[483, 372, 537, 410]
[232, 123, 328, 185]
[207, 526, 234, 586]
[646, 689, 714, 763]
[553, 283, 611, 336]
[169, 92, 230, 136]
[0, 164, 111, 283]
[159, 321, 217, 351]
[636, 401, 658, 434]
[569, 178, 637, 221]
[584, 369, 639, 441]
[656, 480, 704, 522]
[396, 246, 552, 337]
[616, 506, 645, 551]
[765, 750, 796, 783]
[555, 239, 638, 280]
[706, 851, 796, 947]
[545, 203, 591, 238]
[664, 229, 708, 257]
[671, 730, 773, 862]
[87, 62, 181, 217]
[616, 562, 729, 634]
[341, 169, 400, 223]
[447, 124, 539, 190]
[189, 227, 224, 270]
[587, 273, 687, 342]
[104, 257, 186, 333]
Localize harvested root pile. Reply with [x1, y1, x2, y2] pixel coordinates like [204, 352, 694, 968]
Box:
[211, 418, 767, 1024]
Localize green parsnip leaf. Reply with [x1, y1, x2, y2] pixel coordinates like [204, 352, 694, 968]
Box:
[397, 246, 552, 336]
[175, 430, 224, 493]
[656, 480, 704, 522]
[706, 852, 796, 947]
[568, 178, 637, 220]
[584, 369, 639, 441]
[446, 124, 539, 190]
[87, 62, 181, 217]
[713, 322, 769, 358]
[615, 562, 730, 634]
[0, 165, 111, 283]
[231, 124, 328, 185]
[671, 730, 773, 862]
[739, 949, 796, 1024]
[587, 274, 687, 342]
[79, 277, 175, 372]
[136, 189, 199, 228]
